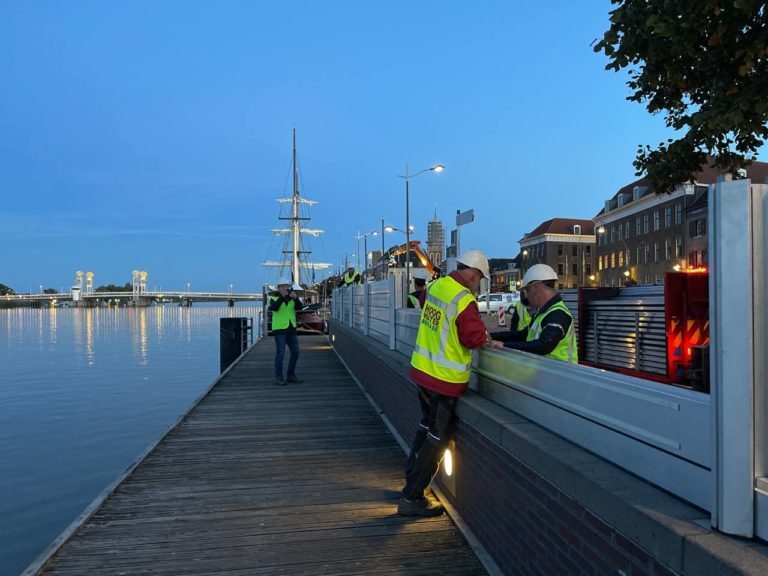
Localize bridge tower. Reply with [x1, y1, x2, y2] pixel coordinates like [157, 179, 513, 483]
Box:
[85, 272, 94, 295]
[132, 270, 140, 296]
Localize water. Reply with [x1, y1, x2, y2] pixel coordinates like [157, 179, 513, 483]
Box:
[0, 304, 262, 576]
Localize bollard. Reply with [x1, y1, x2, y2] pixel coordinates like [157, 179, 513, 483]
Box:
[220, 317, 249, 372]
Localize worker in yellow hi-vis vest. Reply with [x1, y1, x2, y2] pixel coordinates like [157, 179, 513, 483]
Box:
[491, 264, 577, 363]
[398, 250, 492, 518]
[269, 277, 304, 385]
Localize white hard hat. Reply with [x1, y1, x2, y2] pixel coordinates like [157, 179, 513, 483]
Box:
[521, 264, 558, 288]
[291, 283, 302, 291]
[458, 249, 490, 280]
[276, 276, 292, 286]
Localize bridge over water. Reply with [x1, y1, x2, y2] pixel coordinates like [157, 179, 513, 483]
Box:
[0, 291, 264, 307]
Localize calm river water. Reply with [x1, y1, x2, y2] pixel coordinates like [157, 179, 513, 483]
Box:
[0, 304, 262, 576]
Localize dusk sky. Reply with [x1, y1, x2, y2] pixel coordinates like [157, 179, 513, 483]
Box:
[3, 1, 763, 293]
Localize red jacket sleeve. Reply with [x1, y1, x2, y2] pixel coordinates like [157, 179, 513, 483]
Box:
[455, 301, 488, 349]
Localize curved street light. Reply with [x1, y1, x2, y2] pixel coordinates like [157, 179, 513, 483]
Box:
[398, 163, 445, 293]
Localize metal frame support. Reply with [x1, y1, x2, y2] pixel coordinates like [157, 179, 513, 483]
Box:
[364, 282, 370, 336]
[348, 285, 354, 328]
[710, 179, 758, 536]
[388, 274, 396, 350]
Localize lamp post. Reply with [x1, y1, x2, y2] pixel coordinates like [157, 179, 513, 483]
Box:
[380, 219, 387, 278]
[521, 249, 529, 283]
[398, 163, 444, 295]
[355, 230, 379, 279]
[384, 224, 415, 279]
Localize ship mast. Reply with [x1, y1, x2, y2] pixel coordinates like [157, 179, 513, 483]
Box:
[292, 128, 300, 284]
[262, 129, 331, 284]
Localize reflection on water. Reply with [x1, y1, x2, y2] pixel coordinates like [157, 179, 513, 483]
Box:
[0, 304, 261, 576]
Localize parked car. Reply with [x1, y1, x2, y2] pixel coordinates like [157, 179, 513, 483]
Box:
[476, 292, 519, 313]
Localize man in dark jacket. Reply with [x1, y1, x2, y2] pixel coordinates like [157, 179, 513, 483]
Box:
[491, 264, 577, 363]
[269, 277, 304, 385]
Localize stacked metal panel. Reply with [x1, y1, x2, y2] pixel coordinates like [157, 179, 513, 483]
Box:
[582, 286, 667, 377]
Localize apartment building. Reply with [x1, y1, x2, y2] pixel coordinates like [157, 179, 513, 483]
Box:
[594, 162, 768, 287]
[518, 218, 596, 289]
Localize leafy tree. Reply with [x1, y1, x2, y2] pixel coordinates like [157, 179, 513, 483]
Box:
[595, 1, 768, 193]
[43, 288, 58, 294]
[95, 283, 132, 292]
[0, 283, 15, 296]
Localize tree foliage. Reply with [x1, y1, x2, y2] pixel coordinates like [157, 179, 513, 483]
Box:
[42, 288, 58, 294]
[0, 283, 15, 296]
[595, 0, 768, 193]
[95, 283, 132, 292]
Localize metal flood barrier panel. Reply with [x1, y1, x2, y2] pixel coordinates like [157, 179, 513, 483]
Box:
[582, 286, 667, 377]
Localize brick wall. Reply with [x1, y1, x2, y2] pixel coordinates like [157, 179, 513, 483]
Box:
[450, 418, 675, 576]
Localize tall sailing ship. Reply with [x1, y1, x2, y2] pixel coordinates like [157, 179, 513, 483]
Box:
[262, 130, 331, 333]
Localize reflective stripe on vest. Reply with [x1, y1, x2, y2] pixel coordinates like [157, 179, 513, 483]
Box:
[410, 276, 476, 384]
[527, 300, 578, 363]
[270, 295, 296, 330]
[514, 300, 532, 330]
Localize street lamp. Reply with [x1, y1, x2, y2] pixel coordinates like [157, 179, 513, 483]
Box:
[343, 252, 356, 271]
[398, 163, 444, 294]
[355, 230, 379, 278]
[384, 224, 415, 234]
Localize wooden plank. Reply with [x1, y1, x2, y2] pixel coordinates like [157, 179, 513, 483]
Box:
[34, 335, 487, 576]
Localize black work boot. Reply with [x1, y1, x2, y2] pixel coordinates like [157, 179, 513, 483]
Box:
[397, 497, 444, 517]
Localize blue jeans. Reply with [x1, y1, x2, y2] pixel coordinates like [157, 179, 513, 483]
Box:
[274, 331, 299, 380]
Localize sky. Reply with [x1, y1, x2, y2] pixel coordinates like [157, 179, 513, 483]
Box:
[0, 0, 736, 293]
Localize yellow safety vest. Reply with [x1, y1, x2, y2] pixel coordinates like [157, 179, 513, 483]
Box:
[270, 295, 296, 330]
[514, 300, 532, 331]
[411, 276, 476, 384]
[343, 271, 359, 285]
[408, 293, 422, 309]
[527, 300, 578, 363]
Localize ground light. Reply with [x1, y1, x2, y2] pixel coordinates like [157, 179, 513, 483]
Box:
[443, 448, 453, 476]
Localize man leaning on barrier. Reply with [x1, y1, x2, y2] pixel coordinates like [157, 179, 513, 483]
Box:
[398, 250, 492, 517]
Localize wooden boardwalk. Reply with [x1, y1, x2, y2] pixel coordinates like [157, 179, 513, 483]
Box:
[33, 335, 486, 576]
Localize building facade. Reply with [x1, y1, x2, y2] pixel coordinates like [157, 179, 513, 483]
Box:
[594, 162, 768, 287]
[518, 218, 596, 289]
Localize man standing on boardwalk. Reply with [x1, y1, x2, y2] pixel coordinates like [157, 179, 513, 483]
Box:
[398, 250, 492, 517]
[270, 277, 304, 386]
